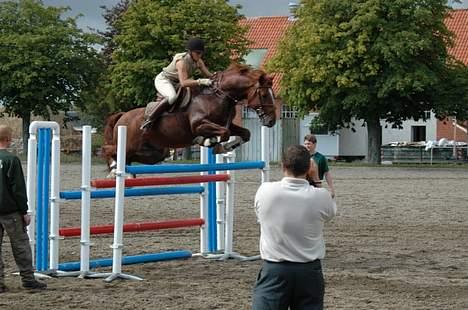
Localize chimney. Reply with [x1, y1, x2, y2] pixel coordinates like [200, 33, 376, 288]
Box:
[288, 2, 299, 21]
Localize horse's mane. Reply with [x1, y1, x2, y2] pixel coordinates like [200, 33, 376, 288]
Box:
[225, 63, 265, 80]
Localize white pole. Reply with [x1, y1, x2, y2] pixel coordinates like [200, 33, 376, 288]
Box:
[26, 129, 38, 267]
[453, 117, 457, 159]
[261, 126, 270, 183]
[215, 154, 225, 252]
[79, 126, 92, 276]
[224, 151, 236, 256]
[104, 126, 142, 282]
[112, 125, 126, 275]
[48, 124, 61, 271]
[199, 147, 209, 254]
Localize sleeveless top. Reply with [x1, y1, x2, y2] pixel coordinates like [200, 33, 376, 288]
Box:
[161, 52, 199, 82]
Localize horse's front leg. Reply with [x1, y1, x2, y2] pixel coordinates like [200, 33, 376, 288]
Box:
[221, 123, 251, 152]
[192, 119, 230, 147]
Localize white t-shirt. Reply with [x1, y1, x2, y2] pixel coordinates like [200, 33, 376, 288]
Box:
[254, 177, 337, 262]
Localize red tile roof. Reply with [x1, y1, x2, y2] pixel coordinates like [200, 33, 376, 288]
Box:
[240, 17, 292, 94]
[446, 9, 468, 65]
[241, 9, 468, 94]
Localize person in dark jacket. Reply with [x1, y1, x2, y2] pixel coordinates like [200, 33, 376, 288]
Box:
[0, 125, 46, 292]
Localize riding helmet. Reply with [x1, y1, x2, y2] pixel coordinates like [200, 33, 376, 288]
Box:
[186, 38, 205, 52]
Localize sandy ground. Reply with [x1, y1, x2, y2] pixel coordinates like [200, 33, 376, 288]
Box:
[1, 164, 467, 309]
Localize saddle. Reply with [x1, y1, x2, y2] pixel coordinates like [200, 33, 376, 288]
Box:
[167, 85, 192, 112]
[141, 84, 216, 130]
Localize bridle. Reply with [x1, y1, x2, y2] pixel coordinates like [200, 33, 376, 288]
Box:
[210, 72, 275, 121]
[249, 85, 275, 121]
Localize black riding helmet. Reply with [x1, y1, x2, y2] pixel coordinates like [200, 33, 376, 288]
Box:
[186, 38, 205, 52]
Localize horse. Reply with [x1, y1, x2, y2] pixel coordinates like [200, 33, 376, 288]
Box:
[101, 63, 277, 172]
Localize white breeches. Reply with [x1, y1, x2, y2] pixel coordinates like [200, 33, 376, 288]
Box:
[155, 72, 177, 105]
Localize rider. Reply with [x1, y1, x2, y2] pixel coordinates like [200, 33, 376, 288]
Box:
[140, 37, 213, 130]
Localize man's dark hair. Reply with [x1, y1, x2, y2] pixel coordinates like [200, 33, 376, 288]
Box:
[304, 134, 317, 144]
[282, 145, 311, 177]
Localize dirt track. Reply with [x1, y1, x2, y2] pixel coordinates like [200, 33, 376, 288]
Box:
[1, 164, 467, 309]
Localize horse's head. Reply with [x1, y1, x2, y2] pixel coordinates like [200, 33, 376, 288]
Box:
[216, 64, 277, 128]
[245, 73, 277, 128]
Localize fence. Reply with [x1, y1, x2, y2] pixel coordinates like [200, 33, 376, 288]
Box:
[381, 145, 468, 164]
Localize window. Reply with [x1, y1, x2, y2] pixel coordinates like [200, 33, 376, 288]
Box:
[241, 49, 269, 118]
[243, 49, 268, 68]
[411, 126, 426, 142]
[281, 105, 298, 119]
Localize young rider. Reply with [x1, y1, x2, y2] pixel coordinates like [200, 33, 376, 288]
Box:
[141, 37, 213, 130]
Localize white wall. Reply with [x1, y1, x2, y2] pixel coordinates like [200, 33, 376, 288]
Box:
[299, 113, 314, 143]
[338, 119, 368, 157]
[300, 112, 343, 157]
[300, 113, 439, 157]
[316, 134, 339, 156]
[300, 113, 367, 157]
[381, 113, 437, 144]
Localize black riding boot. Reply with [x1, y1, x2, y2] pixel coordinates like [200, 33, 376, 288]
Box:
[140, 98, 170, 130]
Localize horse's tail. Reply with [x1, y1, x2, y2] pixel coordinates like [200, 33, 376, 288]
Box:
[103, 112, 125, 145]
[101, 112, 125, 169]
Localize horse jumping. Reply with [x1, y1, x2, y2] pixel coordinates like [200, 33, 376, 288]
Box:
[101, 64, 277, 171]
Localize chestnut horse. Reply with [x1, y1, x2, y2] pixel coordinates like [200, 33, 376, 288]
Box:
[101, 63, 277, 170]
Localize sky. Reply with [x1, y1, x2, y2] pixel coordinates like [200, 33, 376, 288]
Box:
[42, 0, 293, 32]
[41, 0, 468, 33]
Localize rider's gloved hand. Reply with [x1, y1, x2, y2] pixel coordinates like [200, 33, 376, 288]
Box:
[197, 78, 212, 86]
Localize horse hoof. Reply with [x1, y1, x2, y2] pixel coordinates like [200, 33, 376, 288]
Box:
[204, 136, 220, 146]
[193, 136, 204, 145]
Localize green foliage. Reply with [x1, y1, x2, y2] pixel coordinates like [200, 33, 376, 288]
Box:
[100, 0, 131, 66]
[104, 0, 250, 111]
[269, 0, 468, 129]
[0, 0, 103, 120]
[309, 115, 329, 135]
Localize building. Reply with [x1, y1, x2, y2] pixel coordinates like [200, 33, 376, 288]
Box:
[239, 8, 468, 160]
[238, 16, 293, 161]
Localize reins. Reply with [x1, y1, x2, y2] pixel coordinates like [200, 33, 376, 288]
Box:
[210, 71, 274, 111]
[210, 72, 244, 104]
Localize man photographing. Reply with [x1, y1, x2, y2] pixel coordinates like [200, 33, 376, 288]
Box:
[252, 145, 337, 309]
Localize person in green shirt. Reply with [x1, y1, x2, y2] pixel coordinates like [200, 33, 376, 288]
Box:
[0, 125, 46, 292]
[304, 134, 335, 198]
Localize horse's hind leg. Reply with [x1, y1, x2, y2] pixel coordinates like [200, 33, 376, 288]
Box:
[133, 146, 171, 165]
[101, 144, 118, 177]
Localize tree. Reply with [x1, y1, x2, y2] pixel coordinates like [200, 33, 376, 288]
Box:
[80, 0, 130, 121]
[105, 0, 250, 111]
[100, 0, 131, 66]
[269, 0, 468, 163]
[0, 0, 103, 150]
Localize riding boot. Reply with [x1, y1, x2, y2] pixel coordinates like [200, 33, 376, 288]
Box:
[140, 98, 170, 130]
